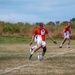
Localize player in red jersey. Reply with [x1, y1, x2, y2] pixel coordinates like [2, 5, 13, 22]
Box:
[29, 23, 57, 60]
[59, 22, 71, 48]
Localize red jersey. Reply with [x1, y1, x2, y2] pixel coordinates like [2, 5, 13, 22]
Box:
[34, 28, 48, 41]
[64, 26, 71, 33]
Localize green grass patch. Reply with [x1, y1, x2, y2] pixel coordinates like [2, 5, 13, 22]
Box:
[0, 54, 27, 60]
[0, 36, 31, 44]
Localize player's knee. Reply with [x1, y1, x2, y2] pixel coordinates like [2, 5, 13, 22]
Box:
[43, 47, 46, 52]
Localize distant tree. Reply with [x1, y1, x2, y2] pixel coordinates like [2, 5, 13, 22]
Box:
[46, 21, 55, 26]
[25, 22, 31, 26]
[0, 21, 4, 26]
[17, 22, 24, 25]
[70, 18, 75, 25]
[35, 22, 40, 25]
[55, 21, 60, 26]
[70, 18, 75, 29]
[35, 22, 44, 26]
[70, 18, 75, 22]
[60, 21, 68, 26]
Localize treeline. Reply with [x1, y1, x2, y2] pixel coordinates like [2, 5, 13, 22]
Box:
[0, 18, 75, 39]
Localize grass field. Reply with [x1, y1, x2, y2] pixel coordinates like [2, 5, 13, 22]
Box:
[0, 36, 75, 75]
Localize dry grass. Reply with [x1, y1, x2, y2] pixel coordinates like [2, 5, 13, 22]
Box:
[0, 40, 75, 75]
[0, 23, 75, 39]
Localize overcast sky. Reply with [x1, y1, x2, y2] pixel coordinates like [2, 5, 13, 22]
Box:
[0, 0, 75, 24]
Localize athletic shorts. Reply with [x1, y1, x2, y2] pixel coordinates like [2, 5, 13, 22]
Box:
[64, 31, 70, 39]
[34, 37, 37, 43]
[36, 35, 46, 46]
[37, 40, 46, 46]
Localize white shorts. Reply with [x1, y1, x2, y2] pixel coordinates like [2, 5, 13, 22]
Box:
[64, 31, 70, 39]
[36, 35, 46, 46]
[34, 37, 37, 43]
[37, 40, 46, 46]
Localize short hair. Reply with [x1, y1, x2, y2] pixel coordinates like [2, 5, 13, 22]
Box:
[68, 22, 71, 24]
[39, 22, 43, 26]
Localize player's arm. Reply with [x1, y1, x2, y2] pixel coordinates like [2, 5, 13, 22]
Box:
[69, 30, 71, 34]
[29, 34, 35, 45]
[63, 29, 65, 33]
[47, 33, 57, 44]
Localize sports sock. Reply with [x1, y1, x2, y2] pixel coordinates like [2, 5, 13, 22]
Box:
[32, 46, 37, 49]
[60, 44, 62, 46]
[31, 51, 34, 55]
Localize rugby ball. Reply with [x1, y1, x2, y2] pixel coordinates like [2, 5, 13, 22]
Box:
[38, 54, 43, 61]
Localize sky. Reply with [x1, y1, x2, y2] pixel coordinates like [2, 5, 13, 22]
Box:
[0, 0, 75, 24]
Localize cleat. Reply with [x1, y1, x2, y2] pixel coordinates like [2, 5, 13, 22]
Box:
[67, 46, 70, 48]
[59, 46, 62, 48]
[29, 54, 33, 60]
[67, 45, 70, 48]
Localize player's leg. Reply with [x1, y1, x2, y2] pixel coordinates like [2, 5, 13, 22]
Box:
[67, 33, 70, 48]
[59, 38, 67, 48]
[42, 46, 46, 56]
[41, 41, 46, 56]
[30, 36, 38, 52]
[30, 45, 37, 53]
[38, 41, 46, 60]
[59, 33, 67, 48]
[67, 38, 70, 48]
[29, 43, 41, 60]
